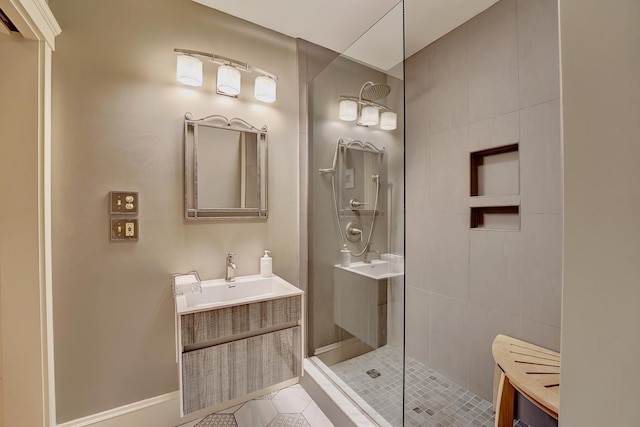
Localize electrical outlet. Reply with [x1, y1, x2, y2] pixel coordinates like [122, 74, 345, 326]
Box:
[125, 221, 135, 237]
[111, 218, 139, 241]
[110, 191, 138, 215]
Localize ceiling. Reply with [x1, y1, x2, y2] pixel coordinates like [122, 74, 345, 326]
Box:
[193, 0, 499, 77]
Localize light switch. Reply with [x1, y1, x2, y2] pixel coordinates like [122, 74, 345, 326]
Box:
[110, 191, 139, 215]
[111, 218, 139, 241]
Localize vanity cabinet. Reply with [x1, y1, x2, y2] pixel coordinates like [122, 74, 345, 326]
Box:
[178, 295, 302, 415]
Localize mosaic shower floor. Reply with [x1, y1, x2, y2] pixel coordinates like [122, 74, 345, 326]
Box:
[326, 345, 530, 427]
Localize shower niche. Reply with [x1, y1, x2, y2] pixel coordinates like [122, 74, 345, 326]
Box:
[470, 143, 520, 230]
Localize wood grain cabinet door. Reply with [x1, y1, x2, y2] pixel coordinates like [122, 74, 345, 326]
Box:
[182, 326, 301, 414]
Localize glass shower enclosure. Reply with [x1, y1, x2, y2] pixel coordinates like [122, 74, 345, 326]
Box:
[305, 2, 406, 425]
[305, 0, 562, 426]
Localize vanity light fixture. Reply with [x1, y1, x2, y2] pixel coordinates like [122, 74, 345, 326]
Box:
[254, 75, 277, 103]
[174, 48, 277, 103]
[380, 111, 398, 130]
[339, 99, 358, 121]
[360, 106, 380, 126]
[176, 54, 203, 87]
[338, 81, 397, 130]
[216, 64, 241, 96]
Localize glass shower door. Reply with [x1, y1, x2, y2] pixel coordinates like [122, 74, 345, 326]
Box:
[305, 2, 406, 425]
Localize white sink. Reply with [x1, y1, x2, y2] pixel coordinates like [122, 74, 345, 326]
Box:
[175, 274, 303, 314]
[336, 260, 404, 280]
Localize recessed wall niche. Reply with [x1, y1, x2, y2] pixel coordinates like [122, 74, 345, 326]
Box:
[470, 144, 520, 230]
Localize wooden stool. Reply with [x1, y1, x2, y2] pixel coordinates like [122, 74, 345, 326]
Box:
[492, 334, 560, 427]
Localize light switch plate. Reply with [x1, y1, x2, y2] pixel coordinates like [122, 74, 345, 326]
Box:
[111, 218, 139, 241]
[344, 168, 355, 189]
[110, 191, 139, 215]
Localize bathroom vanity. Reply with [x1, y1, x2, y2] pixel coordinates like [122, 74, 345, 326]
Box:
[174, 274, 303, 415]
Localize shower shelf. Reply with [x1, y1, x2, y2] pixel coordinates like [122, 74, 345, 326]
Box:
[469, 144, 520, 230]
[470, 206, 520, 230]
[469, 195, 520, 208]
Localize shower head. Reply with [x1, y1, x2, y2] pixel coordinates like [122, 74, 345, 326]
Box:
[359, 81, 391, 101]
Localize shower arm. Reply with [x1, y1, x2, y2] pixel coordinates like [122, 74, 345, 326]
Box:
[338, 95, 392, 111]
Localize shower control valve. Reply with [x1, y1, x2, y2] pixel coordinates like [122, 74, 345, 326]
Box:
[349, 198, 369, 209]
[345, 221, 364, 242]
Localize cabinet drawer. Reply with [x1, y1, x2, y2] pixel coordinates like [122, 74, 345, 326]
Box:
[181, 295, 301, 347]
[182, 326, 301, 414]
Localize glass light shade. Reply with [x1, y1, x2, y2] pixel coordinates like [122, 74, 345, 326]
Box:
[254, 75, 277, 103]
[360, 106, 379, 126]
[339, 100, 358, 121]
[217, 65, 241, 96]
[176, 55, 203, 87]
[380, 111, 398, 130]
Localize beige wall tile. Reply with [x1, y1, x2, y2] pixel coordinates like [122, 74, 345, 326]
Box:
[405, 49, 430, 130]
[467, 1, 519, 123]
[426, 37, 468, 136]
[430, 294, 469, 388]
[429, 126, 469, 215]
[426, 214, 470, 301]
[517, 0, 560, 108]
[520, 319, 560, 352]
[464, 0, 517, 35]
[469, 110, 520, 153]
[405, 286, 430, 366]
[469, 229, 522, 316]
[405, 134, 430, 214]
[520, 99, 562, 214]
[405, 213, 429, 291]
[520, 214, 563, 328]
[466, 304, 520, 400]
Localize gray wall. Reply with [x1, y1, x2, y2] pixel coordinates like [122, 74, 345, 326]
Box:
[559, 0, 640, 425]
[49, 0, 299, 422]
[405, 0, 561, 423]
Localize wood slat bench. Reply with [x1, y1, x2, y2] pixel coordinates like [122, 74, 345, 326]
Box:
[492, 334, 560, 426]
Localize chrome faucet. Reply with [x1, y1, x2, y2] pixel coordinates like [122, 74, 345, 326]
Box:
[225, 253, 237, 285]
[363, 245, 381, 264]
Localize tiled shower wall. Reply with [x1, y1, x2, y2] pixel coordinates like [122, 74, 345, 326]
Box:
[404, 0, 561, 423]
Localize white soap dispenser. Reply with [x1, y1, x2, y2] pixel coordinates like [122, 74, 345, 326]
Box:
[260, 250, 273, 277]
[340, 244, 351, 267]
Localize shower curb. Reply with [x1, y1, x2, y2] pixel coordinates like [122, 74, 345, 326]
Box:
[301, 358, 386, 427]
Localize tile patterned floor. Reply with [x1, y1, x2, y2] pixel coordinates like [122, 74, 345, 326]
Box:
[330, 345, 530, 427]
[184, 384, 334, 427]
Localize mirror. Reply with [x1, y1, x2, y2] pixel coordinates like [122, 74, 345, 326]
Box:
[184, 114, 267, 220]
[337, 139, 386, 216]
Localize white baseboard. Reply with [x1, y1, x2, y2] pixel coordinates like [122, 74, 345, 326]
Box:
[56, 391, 185, 427]
[55, 377, 301, 427]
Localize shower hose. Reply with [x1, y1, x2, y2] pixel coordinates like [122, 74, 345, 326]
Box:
[323, 140, 380, 258]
